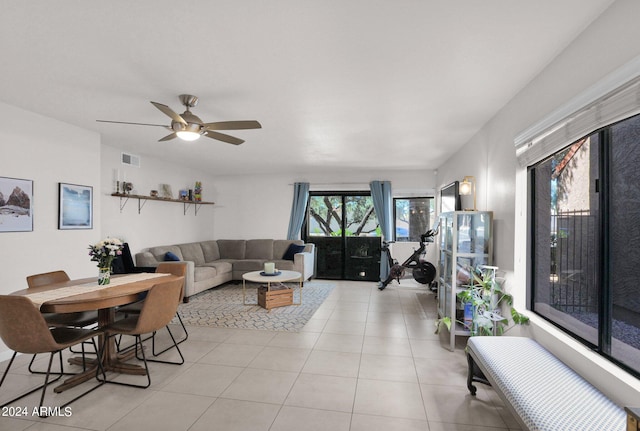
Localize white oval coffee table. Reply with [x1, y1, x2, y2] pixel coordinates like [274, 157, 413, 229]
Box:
[242, 270, 303, 309]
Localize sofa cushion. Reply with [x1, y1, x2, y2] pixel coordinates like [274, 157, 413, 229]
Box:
[202, 261, 233, 274]
[149, 245, 183, 262]
[246, 239, 274, 260]
[200, 240, 220, 262]
[164, 251, 181, 261]
[194, 266, 218, 282]
[282, 243, 306, 260]
[232, 259, 266, 271]
[177, 243, 206, 265]
[217, 240, 246, 260]
[274, 240, 303, 261]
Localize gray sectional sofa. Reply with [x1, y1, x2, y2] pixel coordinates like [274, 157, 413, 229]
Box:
[135, 239, 315, 301]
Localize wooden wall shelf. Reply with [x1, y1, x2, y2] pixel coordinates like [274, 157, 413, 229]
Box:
[111, 193, 215, 215]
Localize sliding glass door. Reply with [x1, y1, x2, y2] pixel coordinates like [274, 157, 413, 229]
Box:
[305, 193, 381, 281]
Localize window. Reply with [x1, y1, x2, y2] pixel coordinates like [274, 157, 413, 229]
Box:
[394, 197, 434, 242]
[530, 113, 640, 376]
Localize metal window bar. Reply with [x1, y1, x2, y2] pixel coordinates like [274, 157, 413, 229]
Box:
[550, 210, 597, 314]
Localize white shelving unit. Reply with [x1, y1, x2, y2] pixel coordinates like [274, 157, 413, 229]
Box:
[437, 211, 493, 351]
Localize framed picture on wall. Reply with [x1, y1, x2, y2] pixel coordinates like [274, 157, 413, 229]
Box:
[0, 176, 33, 232]
[58, 183, 93, 230]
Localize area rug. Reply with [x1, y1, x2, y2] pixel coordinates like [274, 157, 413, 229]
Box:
[176, 281, 335, 332]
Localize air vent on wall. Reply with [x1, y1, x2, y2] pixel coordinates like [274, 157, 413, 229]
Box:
[121, 152, 140, 167]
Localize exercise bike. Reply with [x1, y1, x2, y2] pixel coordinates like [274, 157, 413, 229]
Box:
[378, 224, 439, 290]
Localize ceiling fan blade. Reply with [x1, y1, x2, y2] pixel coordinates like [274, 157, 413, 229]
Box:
[203, 120, 262, 131]
[150, 101, 187, 125]
[96, 119, 168, 127]
[159, 132, 177, 142]
[204, 130, 245, 145]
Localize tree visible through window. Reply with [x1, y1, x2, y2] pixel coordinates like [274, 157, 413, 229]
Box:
[308, 195, 379, 236]
[394, 197, 434, 242]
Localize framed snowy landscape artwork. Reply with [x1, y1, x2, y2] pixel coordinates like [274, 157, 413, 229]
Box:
[0, 176, 33, 232]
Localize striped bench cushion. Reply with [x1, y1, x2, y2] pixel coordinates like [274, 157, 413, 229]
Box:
[467, 336, 625, 431]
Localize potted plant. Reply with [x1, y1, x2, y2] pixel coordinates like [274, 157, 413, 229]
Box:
[436, 265, 528, 336]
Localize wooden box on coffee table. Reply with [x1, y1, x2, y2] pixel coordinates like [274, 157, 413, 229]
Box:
[257, 283, 293, 310]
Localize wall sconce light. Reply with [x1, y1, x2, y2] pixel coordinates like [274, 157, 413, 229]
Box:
[459, 176, 476, 211]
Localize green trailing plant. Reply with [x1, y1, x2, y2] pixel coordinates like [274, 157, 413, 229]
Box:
[435, 265, 528, 336]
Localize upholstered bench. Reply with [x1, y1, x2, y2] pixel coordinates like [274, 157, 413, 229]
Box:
[466, 336, 625, 431]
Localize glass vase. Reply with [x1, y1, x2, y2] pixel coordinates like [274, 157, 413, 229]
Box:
[98, 267, 111, 285]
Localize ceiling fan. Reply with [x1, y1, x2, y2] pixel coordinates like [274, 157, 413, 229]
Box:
[97, 94, 261, 145]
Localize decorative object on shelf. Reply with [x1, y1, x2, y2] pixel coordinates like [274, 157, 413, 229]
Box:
[110, 192, 215, 215]
[88, 237, 124, 285]
[122, 182, 133, 194]
[179, 189, 188, 200]
[459, 176, 476, 211]
[113, 169, 121, 194]
[0, 176, 33, 232]
[160, 183, 173, 199]
[194, 181, 202, 202]
[58, 183, 92, 230]
[150, 190, 158, 197]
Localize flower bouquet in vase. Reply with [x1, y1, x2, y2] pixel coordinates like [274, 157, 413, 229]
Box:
[88, 237, 124, 285]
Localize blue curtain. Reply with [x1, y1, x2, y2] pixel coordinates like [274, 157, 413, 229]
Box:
[370, 180, 393, 281]
[287, 182, 310, 240]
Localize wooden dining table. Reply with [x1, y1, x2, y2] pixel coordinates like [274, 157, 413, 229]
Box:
[10, 272, 180, 393]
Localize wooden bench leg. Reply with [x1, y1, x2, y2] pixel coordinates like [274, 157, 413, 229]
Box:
[466, 352, 478, 395]
[466, 351, 491, 396]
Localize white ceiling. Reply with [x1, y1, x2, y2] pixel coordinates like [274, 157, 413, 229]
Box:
[0, 0, 614, 176]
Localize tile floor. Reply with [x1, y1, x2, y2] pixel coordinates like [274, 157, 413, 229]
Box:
[0, 280, 520, 430]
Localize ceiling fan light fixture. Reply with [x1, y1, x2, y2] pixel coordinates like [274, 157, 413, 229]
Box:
[97, 94, 261, 145]
[176, 130, 201, 141]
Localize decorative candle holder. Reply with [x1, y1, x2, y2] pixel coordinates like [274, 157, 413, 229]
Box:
[264, 262, 275, 274]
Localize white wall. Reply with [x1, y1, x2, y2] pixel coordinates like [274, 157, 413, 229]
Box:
[100, 145, 217, 256]
[208, 168, 436, 240]
[0, 101, 101, 358]
[438, 0, 640, 406]
[0, 101, 102, 289]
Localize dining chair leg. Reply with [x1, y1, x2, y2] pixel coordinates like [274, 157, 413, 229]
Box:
[28, 346, 92, 376]
[28, 353, 74, 376]
[97, 334, 152, 389]
[37, 352, 57, 415]
[115, 332, 154, 356]
[49, 338, 107, 418]
[1, 351, 64, 411]
[175, 313, 189, 344]
[147, 325, 184, 365]
[1, 338, 105, 418]
[0, 351, 18, 387]
[69, 340, 97, 355]
[152, 313, 189, 357]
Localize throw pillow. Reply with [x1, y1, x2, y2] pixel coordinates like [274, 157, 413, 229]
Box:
[164, 251, 181, 261]
[282, 243, 306, 261]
